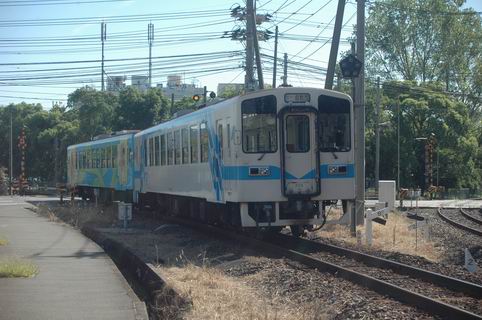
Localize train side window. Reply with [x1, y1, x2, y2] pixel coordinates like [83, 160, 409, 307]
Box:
[154, 136, 160, 166]
[167, 132, 174, 165]
[318, 96, 351, 152]
[181, 128, 189, 164]
[200, 122, 208, 163]
[93, 149, 97, 168]
[226, 123, 231, 157]
[217, 121, 223, 160]
[241, 95, 277, 153]
[190, 125, 199, 163]
[101, 148, 105, 168]
[106, 147, 111, 168]
[149, 137, 154, 166]
[143, 140, 148, 167]
[174, 130, 181, 165]
[160, 134, 166, 166]
[112, 145, 117, 168]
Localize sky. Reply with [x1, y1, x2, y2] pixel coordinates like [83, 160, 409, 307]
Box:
[0, 0, 481, 109]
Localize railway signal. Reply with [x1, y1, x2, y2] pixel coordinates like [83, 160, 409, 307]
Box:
[339, 54, 363, 79]
[17, 127, 27, 195]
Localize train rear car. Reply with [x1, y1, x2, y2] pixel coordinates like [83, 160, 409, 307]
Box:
[67, 131, 136, 202]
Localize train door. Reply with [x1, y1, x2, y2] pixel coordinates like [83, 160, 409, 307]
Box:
[280, 107, 320, 197]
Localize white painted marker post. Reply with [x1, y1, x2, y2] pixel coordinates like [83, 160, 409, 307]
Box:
[465, 248, 477, 273]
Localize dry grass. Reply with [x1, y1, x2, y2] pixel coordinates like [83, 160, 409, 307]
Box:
[159, 258, 324, 320]
[0, 236, 8, 246]
[0, 257, 38, 278]
[319, 210, 442, 262]
[36, 203, 116, 228]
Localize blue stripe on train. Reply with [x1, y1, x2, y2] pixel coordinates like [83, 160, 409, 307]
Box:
[221, 164, 354, 180]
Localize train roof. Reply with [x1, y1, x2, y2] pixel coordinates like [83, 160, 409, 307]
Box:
[67, 131, 136, 150]
[135, 87, 352, 138]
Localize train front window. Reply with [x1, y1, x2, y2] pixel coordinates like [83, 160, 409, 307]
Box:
[318, 96, 351, 152]
[286, 115, 310, 153]
[241, 95, 277, 153]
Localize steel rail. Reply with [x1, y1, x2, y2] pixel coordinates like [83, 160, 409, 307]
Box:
[163, 216, 482, 320]
[266, 233, 482, 298]
[438, 208, 482, 237]
[460, 208, 482, 225]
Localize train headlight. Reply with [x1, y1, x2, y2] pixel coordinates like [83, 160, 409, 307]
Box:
[328, 165, 347, 175]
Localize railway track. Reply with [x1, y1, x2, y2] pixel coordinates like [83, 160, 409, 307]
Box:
[163, 216, 482, 320]
[437, 208, 482, 236]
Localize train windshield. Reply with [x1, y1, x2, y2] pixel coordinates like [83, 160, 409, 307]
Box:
[318, 96, 351, 152]
[241, 95, 277, 153]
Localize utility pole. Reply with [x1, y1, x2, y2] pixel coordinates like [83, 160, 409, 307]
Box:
[101, 22, 106, 91]
[148, 22, 154, 88]
[282, 53, 288, 86]
[375, 76, 381, 193]
[272, 26, 278, 88]
[9, 107, 13, 196]
[203, 86, 207, 104]
[245, 0, 255, 92]
[354, 0, 365, 226]
[252, 3, 264, 90]
[325, 0, 346, 90]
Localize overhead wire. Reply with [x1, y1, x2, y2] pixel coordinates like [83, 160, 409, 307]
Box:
[0, 0, 130, 6]
[282, 0, 334, 33]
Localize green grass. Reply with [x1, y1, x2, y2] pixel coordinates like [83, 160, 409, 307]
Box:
[0, 258, 38, 278]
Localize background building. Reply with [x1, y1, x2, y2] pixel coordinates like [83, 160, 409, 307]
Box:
[157, 75, 204, 101]
[131, 75, 149, 92]
[106, 75, 126, 92]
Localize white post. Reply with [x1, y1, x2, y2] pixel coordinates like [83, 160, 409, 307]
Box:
[365, 209, 373, 246]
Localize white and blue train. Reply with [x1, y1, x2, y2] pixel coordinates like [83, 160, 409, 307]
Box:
[67, 87, 354, 233]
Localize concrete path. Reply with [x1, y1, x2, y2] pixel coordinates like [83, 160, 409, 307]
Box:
[0, 196, 147, 320]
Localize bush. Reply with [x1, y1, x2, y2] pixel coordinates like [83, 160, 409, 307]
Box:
[0, 167, 7, 195]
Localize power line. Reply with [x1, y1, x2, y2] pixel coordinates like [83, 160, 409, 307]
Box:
[0, 0, 131, 6]
[0, 10, 230, 27]
[282, 0, 334, 33]
[0, 50, 242, 66]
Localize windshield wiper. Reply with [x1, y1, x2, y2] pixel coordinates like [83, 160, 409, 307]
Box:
[258, 152, 267, 161]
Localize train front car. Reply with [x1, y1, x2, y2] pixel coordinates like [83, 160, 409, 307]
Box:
[133, 87, 354, 234]
[234, 87, 354, 234]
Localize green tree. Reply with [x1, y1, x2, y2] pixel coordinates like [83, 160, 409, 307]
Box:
[377, 81, 480, 190]
[67, 87, 118, 140]
[366, 0, 482, 87]
[115, 87, 169, 130]
[218, 85, 244, 98]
